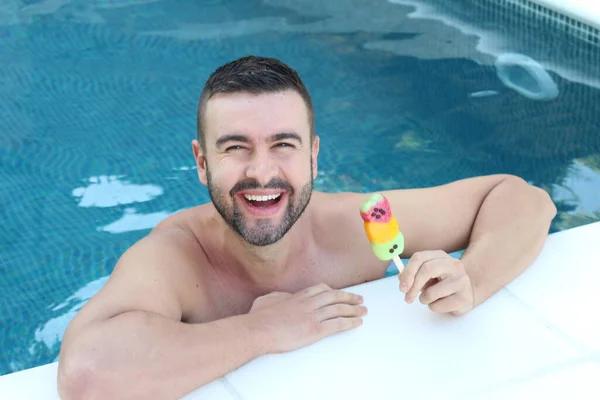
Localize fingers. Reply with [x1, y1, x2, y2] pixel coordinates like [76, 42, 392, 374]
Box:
[427, 293, 471, 314]
[297, 283, 363, 308]
[263, 291, 291, 299]
[312, 293, 367, 338]
[317, 304, 368, 321]
[404, 258, 456, 303]
[399, 250, 448, 293]
[319, 316, 364, 337]
[418, 277, 464, 305]
[311, 290, 364, 309]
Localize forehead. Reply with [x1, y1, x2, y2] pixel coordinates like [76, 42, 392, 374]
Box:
[203, 90, 311, 142]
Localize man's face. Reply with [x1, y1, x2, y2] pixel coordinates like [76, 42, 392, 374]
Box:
[196, 90, 319, 246]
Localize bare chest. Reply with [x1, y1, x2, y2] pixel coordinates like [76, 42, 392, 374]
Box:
[189, 251, 385, 323]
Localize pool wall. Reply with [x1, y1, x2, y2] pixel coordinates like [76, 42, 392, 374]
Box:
[525, 0, 600, 32]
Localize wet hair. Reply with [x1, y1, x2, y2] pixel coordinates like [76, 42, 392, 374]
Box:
[196, 55, 315, 151]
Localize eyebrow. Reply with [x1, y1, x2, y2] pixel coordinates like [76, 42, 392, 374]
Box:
[215, 132, 303, 148]
[215, 134, 249, 148]
[272, 132, 303, 145]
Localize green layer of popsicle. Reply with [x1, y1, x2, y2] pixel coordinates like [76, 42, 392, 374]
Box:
[371, 232, 405, 261]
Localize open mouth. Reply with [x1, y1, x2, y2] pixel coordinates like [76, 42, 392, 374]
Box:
[244, 193, 282, 207]
[239, 192, 285, 216]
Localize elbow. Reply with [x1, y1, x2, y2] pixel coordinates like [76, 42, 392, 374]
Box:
[505, 174, 557, 223]
[57, 348, 113, 400]
[524, 179, 557, 223]
[57, 360, 91, 400]
[534, 186, 558, 222]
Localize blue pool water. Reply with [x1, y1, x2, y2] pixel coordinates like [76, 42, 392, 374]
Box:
[1, 0, 600, 376]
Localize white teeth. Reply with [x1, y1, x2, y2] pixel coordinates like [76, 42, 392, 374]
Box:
[244, 193, 281, 202]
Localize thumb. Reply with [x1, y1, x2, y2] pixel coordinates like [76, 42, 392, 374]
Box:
[264, 291, 292, 298]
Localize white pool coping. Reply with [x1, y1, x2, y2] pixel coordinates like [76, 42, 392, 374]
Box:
[531, 0, 600, 29]
[1, 220, 599, 399]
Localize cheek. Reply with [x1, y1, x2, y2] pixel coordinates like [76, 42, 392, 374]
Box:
[211, 168, 232, 186]
[286, 157, 313, 182]
[210, 160, 244, 186]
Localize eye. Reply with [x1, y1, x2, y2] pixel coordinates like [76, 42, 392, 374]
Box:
[274, 142, 294, 149]
[225, 145, 244, 152]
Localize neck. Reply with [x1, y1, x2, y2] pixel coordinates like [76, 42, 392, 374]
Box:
[219, 210, 313, 288]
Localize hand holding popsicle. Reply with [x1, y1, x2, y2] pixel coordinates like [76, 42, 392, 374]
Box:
[360, 194, 474, 315]
[399, 250, 474, 315]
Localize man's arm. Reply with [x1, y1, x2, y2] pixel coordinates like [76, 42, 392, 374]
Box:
[58, 228, 366, 399]
[381, 174, 557, 311]
[57, 229, 267, 399]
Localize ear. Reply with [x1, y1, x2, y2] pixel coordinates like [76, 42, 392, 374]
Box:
[311, 135, 320, 180]
[192, 139, 208, 186]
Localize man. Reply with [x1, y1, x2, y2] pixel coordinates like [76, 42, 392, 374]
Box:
[57, 56, 557, 399]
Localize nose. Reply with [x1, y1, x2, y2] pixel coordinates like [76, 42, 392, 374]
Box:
[244, 150, 278, 186]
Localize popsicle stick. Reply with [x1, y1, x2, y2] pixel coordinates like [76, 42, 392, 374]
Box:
[392, 254, 404, 275]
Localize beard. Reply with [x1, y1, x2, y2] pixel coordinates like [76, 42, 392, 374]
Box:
[206, 165, 313, 246]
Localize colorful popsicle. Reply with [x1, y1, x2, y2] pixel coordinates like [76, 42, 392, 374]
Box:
[360, 193, 405, 273]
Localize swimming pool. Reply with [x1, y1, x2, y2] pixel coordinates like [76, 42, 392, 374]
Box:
[0, 0, 599, 376]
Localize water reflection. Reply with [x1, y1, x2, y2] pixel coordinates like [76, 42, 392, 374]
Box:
[469, 90, 499, 98]
[100, 207, 176, 233]
[1, 0, 162, 26]
[34, 276, 109, 352]
[387, 0, 600, 89]
[495, 53, 559, 101]
[72, 175, 163, 208]
[552, 160, 600, 230]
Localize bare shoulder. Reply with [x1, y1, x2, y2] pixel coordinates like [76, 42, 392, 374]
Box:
[65, 213, 210, 336]
[309, 191, 376, 251]
[308, 191, 391, 281]
[310, 191, 365, 230]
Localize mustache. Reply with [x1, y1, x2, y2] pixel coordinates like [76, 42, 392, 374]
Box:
[230, 178, 294, 197]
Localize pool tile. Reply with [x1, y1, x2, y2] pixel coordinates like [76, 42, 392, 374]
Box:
[506, 221, 600, 351]
[0, 363, 61, 400]
[0, 362, 240, 400]
[473, 359, 600, 399]
[180, 377, 241, 400]
[224, 276, 585, 400]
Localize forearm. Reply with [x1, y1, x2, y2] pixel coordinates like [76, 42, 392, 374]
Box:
[460, 177, 557, 307]
[58, 311, 267, 399]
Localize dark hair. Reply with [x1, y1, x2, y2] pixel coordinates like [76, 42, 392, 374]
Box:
[196, 55, 315, 150]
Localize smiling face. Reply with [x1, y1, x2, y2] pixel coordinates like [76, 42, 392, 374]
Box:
[194, 90, 319, 246]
